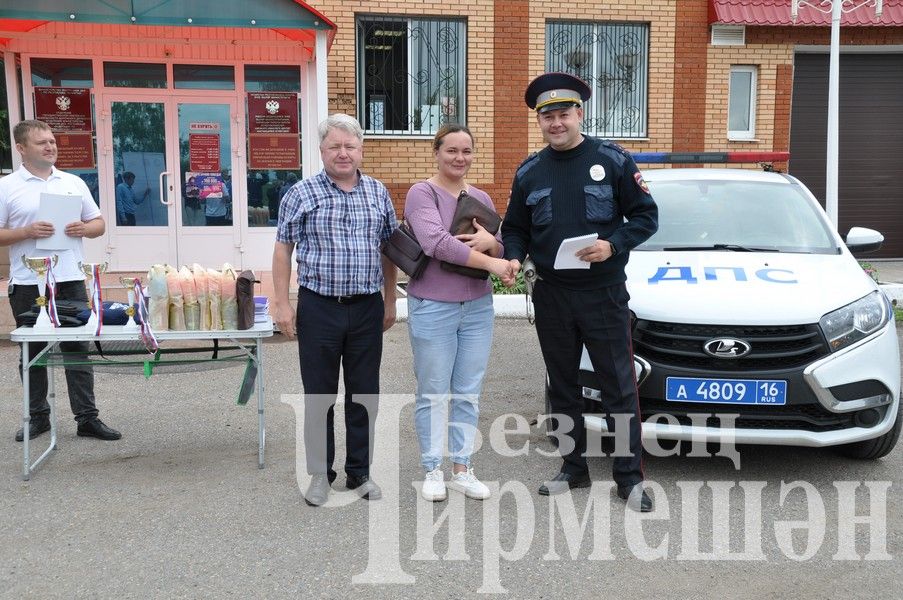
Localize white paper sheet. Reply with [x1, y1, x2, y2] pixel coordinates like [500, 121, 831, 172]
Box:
[36, 192, 82, 251]
[553, 234, 599, 270]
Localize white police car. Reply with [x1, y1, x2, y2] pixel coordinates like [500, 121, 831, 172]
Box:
[578, 161, 900, 458]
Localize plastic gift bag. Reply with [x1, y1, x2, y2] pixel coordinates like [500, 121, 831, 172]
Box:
[147, 264, 169, 331]
[207, 268, 223, 330]
[166, 265, 186, 331]
[193, 263, 210, 331]
[221, 263, 238, 330]
[180, 265, 200, 330]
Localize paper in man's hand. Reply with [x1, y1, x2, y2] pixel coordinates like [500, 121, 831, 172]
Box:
[554, 234, 598, 270]
[36, 192, 82, 251]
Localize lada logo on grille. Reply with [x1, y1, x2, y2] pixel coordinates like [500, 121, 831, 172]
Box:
[703, 338, 751, 359]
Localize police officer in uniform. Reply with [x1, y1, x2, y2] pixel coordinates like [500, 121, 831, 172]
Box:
[501, 73, 658, 511]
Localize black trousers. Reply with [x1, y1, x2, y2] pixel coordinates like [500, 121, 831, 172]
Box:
[296, 287, 383, 482]
[532, 280, 644, 488]
[8, 280, 99, 424]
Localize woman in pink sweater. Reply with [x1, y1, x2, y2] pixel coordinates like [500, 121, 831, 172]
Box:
[404, 124, 512, 502]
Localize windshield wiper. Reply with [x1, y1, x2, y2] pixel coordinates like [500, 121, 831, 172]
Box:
[662, 244, 779, 252]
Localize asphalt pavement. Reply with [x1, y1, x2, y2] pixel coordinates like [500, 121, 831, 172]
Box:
[1, 320, 900, 598]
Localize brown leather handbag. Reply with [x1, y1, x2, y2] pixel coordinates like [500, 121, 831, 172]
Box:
[381, 221, 430, 279]
[428, 185, 502, 280]
[236, 270, 258, 330]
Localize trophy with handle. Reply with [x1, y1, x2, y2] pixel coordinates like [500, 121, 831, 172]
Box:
[119, 276, 141, 331]
[21, 254, 59, 330]
[79, 261, 108, 333]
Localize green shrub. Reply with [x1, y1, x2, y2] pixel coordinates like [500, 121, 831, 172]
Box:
[490, 271, 526, 295]
[859, 261, 880, 283]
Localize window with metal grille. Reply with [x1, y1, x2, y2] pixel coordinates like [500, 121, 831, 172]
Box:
[545, 21, 649, 139]
[356, 16, 466, 135]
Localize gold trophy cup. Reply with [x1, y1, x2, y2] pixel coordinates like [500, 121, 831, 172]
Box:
[21, 254, 59, 330]
[119, 276, 141, 331]
[78, 261, 108, 331]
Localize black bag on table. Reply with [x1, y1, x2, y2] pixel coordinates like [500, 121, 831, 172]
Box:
[18, 299, 88, 328]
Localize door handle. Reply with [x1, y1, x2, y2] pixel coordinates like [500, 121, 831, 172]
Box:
[159, 171, 173, 205]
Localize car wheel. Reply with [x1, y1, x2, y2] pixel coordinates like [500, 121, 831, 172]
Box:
[836, 403, 901, 460]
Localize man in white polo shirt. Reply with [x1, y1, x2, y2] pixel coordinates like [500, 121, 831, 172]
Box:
[0, 119, 121, 442]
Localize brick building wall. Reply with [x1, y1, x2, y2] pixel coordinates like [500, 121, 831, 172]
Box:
[673, 0, 710, 156]
[526, 1, 678, 155]
[489, 0, 530, 207]
[320, 1, 903, 205]
[705, 43, 793, 152]
[315, 0, 683, 216]
[704, 24, 903, 173]
[4, 0, 903, 238]
[313, 1, 497, 214]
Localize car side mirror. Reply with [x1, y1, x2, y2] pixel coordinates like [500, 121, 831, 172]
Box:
[844, 226, 884, 254]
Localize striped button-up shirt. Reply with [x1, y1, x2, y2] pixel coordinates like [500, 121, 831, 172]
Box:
[276, 170, 397, 297]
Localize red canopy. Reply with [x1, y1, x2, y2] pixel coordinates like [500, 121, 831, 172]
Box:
[709, 0, 903, 26]
[0, 1, 336, 47]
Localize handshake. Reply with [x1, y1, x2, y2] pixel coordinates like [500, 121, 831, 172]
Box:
[487, 258, 522, 288]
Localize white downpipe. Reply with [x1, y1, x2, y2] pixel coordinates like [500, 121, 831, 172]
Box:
[825, 0, 841, 228]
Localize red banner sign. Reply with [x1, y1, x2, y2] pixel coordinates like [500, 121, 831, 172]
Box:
[189, 133, 221, 172]
[54, 133, 95, 171]
[249, 134, 300, 170]
[247, 92, 299, 134]
[34, 87, 93, 132]
[34, 86, 96, 169]
[247, 92, 300, 169]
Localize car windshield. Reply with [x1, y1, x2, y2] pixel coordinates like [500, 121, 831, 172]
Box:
[636, 179, 839, 254]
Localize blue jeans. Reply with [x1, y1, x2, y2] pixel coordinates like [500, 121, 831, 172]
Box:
[407, 293, 494, 472]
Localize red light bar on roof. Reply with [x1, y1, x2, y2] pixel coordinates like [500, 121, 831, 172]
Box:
[632, 152, 790, 164]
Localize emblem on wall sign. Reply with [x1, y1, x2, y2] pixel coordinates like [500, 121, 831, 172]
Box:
[265, 100, 280, 114]
[56, 96, 71, 111]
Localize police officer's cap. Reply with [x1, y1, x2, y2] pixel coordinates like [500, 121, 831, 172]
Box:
[524, 72, 592, 113]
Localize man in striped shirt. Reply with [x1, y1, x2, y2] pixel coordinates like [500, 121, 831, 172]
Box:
[272, 114, 398, 507]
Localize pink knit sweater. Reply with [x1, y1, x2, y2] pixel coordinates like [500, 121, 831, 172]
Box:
[403, 181, 504, 302]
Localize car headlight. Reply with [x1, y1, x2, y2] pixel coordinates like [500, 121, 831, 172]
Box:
[819, 291, 891, 352]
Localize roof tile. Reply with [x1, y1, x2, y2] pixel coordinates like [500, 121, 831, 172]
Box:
[711, 0, 903, 26]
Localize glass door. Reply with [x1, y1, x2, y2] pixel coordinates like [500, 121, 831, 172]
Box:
[173, 97, 242, 267]
[102, 94, 176, 270]
[101, 95, 241, 270]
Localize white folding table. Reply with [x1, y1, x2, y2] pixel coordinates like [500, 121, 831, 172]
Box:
[11, 319, 274, 480]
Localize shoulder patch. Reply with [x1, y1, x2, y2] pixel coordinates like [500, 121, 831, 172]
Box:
[596, 139, 628, 168]
[601, 139, 629, 155]
[515, 151, 541, 179]
[634, 172, 650, 194]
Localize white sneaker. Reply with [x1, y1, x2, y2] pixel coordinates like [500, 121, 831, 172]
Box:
[421, 468, 447, 501]
[448, 468, 491, 500]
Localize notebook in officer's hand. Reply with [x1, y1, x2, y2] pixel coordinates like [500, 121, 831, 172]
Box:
[554, 234, 597, 270]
